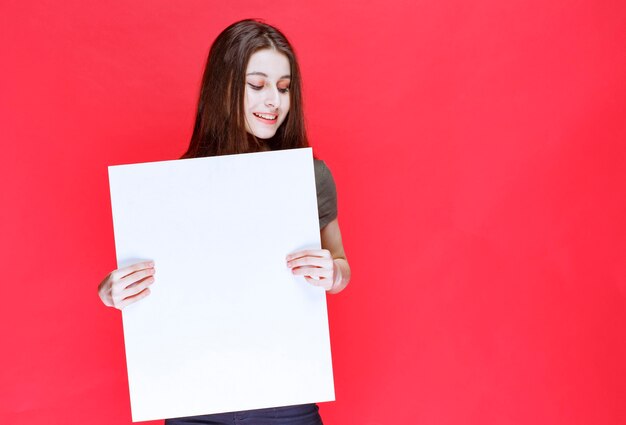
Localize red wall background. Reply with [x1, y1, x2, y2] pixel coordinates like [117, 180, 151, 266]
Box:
[2, 1, 625, 424]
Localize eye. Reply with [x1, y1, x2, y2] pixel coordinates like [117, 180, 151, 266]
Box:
[247, 83, 263, 90]
[278, 87, 290, 94]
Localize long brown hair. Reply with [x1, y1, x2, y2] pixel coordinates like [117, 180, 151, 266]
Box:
[182, 19, 309, 158]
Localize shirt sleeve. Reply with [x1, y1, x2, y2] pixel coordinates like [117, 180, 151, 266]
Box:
[314, 159, 338, 229]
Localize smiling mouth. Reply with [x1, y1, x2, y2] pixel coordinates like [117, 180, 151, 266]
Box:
[253, 112, 278, 123]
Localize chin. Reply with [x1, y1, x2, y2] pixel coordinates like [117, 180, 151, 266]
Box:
[251, 128, 277, 139]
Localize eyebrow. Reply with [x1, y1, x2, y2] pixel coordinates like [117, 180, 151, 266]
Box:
[246, 72, 291, 79]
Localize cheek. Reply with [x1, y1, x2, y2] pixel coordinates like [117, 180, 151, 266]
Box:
[244, 87, 261, 110]
[244, 89, 252, 110]
[283, 96, 291, 115]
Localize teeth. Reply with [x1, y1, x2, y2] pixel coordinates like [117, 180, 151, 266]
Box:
[254, 113, 276, 120]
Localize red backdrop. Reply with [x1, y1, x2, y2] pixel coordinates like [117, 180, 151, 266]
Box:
[2, 1, 625, 424]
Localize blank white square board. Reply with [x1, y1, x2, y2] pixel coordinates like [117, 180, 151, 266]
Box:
[108, 148, 334, 422]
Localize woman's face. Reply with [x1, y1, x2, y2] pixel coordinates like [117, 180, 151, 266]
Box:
[244, 48, 291, 139]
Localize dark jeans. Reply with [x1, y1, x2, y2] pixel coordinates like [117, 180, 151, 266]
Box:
[164, 403, 323, 425]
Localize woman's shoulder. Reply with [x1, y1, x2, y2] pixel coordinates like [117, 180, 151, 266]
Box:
[313, 158, 333, 178]
[313, 158, 338, 228]
[313, 158, 337, 189]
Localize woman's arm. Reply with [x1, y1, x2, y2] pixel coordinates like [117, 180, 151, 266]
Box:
[320, 217, 350, 294]
[286, 218, 351, 294]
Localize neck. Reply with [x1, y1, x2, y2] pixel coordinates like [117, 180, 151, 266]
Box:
[247, 133, 272, 152]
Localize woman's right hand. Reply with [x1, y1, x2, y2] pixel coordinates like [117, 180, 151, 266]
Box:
[98, 261, 155, 310]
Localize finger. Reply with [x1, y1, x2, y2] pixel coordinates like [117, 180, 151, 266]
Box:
[304, 276, 332, 290]
[117, 287, 151, 310]
[112, 261, 155, 280]
[286, 250, 330, 261]
[290, 249, 330, 259]
[115, 268, 155, 290]
[120, 276, 154, 299]
[287, 257, 332, 269]
[291, 267, 331, 279]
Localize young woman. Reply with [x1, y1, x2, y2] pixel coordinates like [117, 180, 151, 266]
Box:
[98, 19, 351, 424]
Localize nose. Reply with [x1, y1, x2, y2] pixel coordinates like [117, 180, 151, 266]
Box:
[264, 85, 281, 109]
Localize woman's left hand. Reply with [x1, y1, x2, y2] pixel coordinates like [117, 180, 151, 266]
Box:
[286, 249, 335, 291]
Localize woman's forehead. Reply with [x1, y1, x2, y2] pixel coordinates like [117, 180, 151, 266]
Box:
[246, 49, 291, 79]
